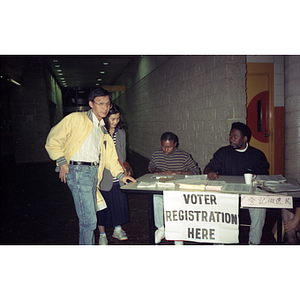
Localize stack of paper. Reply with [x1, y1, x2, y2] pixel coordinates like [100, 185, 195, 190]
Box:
[255, 175, 286, 183]
[172, 177, 208, 190]
[156, 182, 176, 188]
[261, 182, 300, 193]
[173, 178, 226, 191]
[254, 174, 300, 193]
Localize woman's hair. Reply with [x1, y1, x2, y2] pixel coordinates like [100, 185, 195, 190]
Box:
[104, 104, 125, 131]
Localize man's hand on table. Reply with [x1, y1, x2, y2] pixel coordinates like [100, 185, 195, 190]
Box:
[207, 171, 219, 180]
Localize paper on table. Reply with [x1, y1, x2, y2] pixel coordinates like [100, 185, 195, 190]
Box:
[137, 181, 157, 188]
[205, 181, 227, 191]
[221, 183, 252, 193]
[156, 182, 176, 188]
[172, 175, 207, 184]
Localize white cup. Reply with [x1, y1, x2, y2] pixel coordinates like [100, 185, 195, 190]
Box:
[244, 173, 253, 185]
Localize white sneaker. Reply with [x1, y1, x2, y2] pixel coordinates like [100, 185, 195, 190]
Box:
[155, 227, 165, 244]
[112, 227, 128, 240]
[99, 234, 108, 245]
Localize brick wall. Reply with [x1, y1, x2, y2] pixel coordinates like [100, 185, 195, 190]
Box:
[284, 56, 300, 181]
[113, 55, 247, 172]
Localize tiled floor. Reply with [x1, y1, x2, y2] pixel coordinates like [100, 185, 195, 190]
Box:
[0, 151, 283, 245]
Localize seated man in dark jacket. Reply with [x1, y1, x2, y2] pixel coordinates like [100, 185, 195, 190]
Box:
[204, 122, 269, 245]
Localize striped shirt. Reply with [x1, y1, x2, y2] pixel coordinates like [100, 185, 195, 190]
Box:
[148, 148, 200, 175]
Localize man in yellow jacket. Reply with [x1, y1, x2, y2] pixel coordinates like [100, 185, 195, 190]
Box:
[45, 88, 136, 245]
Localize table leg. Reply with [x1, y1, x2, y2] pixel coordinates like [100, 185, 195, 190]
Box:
[277, 209, 283, 244]
[147, 194, 155, 244]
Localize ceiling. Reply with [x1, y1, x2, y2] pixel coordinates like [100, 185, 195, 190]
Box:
[45, 55, 135, 89]
[1, 55, 135, 89]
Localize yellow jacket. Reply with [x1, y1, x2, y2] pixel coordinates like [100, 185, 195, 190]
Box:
[45, 110, 124, 211]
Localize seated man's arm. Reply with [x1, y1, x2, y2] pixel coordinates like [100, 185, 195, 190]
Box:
[148, 154, 163, 174]
[203, 166, 219, 180]
[203, 148, 224, 180]
[150, 166, 163, 173]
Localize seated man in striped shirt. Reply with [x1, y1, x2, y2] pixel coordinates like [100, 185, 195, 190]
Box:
[148, 132, 201, 244]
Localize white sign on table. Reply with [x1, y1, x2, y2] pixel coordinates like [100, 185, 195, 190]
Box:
[163, 191, 239, 244]
[241, 194, 293, 208]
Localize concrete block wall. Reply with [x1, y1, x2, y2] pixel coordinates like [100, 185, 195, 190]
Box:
[113, 55, 247, 172]
[45, 69, 64, 127]
[8, 57, 61, 163]
[284, 56, 300, 181]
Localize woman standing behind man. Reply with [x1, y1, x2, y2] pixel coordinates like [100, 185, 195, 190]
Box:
[97, 104, 130, 245]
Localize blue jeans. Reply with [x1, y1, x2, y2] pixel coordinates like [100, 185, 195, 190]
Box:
[66, 164, 98, 245]
[248, 208, 266, 244]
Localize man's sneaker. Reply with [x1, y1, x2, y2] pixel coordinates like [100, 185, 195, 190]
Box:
[155, 227, 165, 244]
[99, 234, 108, 245]
[112, 228, 128, 241]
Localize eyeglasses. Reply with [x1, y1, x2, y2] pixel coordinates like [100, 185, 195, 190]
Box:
[93, 101, 112, 109]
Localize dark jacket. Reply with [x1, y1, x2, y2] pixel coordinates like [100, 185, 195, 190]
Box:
[204, 145, 269, 176]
